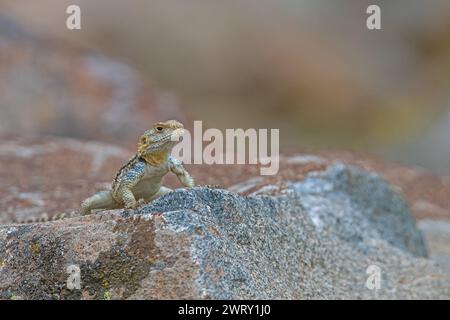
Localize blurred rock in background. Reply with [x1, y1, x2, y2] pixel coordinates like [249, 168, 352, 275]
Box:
[0, 15, 186, 145]
[1, 0, 450, 174]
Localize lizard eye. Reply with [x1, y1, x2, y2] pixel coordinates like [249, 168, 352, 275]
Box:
[156, 126, 163, 132]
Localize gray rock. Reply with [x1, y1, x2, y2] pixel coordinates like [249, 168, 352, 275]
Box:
[418, 219, 450, 274]
[0, 164, 448, 299]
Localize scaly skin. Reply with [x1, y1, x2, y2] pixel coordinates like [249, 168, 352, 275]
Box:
[80, 120, 194, 215]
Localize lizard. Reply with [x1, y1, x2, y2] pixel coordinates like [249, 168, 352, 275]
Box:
[79, 119, 195, 215]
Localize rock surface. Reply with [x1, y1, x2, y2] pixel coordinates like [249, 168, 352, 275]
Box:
[0, 137, 130, 223]
[1, 137, 449, 299]
[1, 162, 449, 299]
[418, 219, 450, 275]
[315, 150, 450, 220]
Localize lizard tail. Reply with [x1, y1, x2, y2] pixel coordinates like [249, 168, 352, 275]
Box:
[15, 211, 78, 224]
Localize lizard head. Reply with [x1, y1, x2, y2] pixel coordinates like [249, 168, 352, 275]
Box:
[138, 120, 184, 157]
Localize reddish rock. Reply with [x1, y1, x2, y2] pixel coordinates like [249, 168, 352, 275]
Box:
[0, 137, 131, 223]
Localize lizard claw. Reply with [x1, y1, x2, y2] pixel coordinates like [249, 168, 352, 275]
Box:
[137, 198, 147, 206]
[124, 202, 137, 210]
[125, 198, 146, 210]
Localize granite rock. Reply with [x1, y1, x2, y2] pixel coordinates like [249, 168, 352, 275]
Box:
[1, 164, 448, 299]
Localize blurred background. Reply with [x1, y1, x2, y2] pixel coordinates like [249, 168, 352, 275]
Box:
[1, 0, 450, 174]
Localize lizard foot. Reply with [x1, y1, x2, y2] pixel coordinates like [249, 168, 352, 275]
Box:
[124, 198, 147, 210]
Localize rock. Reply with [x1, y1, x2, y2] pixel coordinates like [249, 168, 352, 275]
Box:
[313, 151, 450, 220]
[0, 137, 130, 223]
[1, 137, 449, 299]
[0, 15, 187, 145]
[418, 219, 450, 275]
[189, 150, 450, 220]
[1, 164, 448, 299]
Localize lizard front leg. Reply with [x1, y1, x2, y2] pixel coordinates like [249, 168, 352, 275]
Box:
[119, 186, 140, 209]
[112, 161, 146, 210]
[168, 156, 195, 188]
